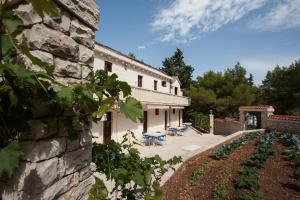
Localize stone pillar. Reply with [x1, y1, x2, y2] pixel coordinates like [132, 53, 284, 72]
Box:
[209, 110, 214, 134]
[239, 111, 246, 130]
[1, 1, 99, 200]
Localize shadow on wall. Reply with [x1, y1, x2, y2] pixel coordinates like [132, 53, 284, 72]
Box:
[214, 118, 244, 135]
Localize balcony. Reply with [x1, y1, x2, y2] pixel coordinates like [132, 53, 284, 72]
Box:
[131, 86, 190, 106]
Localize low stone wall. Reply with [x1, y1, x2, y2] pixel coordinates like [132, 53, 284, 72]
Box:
[1, 0, 99, 199]
[266, 117, 300, 132]
[214, 118, 244, 135]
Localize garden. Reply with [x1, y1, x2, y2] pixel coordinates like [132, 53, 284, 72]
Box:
[163, 131, 300, 200]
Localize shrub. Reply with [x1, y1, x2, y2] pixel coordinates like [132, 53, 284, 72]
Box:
[88, 178, 108, 200]
[213, 180, 227, 199]
[238, 192, 262, 200]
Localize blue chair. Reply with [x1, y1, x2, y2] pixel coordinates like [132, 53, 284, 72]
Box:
[143, 135, 153, 146]
[156, 135, 166, 145]
[168, 128, 177, 136]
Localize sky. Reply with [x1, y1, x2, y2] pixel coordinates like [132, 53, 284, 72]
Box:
[95, 0, 300, 84]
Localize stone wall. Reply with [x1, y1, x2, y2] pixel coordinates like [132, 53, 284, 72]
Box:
[266, 118, 300, 132]
[1, 0, 99, 199]
[214, 118, 244, 135]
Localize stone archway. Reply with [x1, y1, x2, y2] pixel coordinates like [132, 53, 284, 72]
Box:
[239, 106, 274, 130]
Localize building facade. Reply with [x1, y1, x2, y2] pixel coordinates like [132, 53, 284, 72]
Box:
[92, 43, 190, 143]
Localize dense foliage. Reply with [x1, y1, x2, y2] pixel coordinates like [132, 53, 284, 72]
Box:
[92, 131, 182, 199]
[212, 132, 259, 160]
[260, 60, 300, 115]
[186, 62, 257, 118]
[0, 0, 143, 178]
[160, 48, 194, 90]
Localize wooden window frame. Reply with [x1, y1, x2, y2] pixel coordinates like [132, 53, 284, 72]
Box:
[175, 87, 178, 95]
[173, 109, 175, 114]
[155, 109, 159, 115]
[161, 81, 166, 87]
[104, 61, 112, 72]
[154, 80, 158, 91]
[138, 75, 143, 87]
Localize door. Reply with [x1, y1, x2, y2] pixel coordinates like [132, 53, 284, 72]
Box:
[165, 110, 168, 130]
[103, 112, 112, 143]
[179, 110, 181, 126]
[143, 111, 148, 133]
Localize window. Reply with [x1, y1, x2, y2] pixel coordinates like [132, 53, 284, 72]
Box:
[104, 61, 112, 72]
[155, 109, 159, 115]
[154, 80, 158, 91]
[138, 75, 143, 87]
[175, 87, 178, 95]
[162, 81, 166, 87]
[173, 109, 175, 114]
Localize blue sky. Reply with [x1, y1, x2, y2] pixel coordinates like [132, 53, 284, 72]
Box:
[95, 0, 300, 84]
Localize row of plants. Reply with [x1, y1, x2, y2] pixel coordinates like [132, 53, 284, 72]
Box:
[235, 132, 277, 200]
[190, 161, 211, 186]
[212, 132, 260, 160]
[280, 132, 300, 179]
[212, 165, 231, 199]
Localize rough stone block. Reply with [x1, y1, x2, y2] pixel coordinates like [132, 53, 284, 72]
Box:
[81, 65, 93, 80]
[40, 172, 79, 200]
[21, 138, 66, 162]
[57, 176, 95, 200]
[70, 19, 95, 48]
[54, 57, 81, 79]
[44, 10, 71, 35]
[14, 4, 42, 25]
[79, 44, 94, 65]
[23, 24, 79, 61]
[80, 129, 92, 147]
[79, 165, 92, 182]
[19, 119, 58, 140]
[61, 146, 92, 176]
[56, 0, 100, 30]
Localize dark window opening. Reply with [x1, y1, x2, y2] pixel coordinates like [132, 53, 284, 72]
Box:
[138, 75, 143, 87]
[175, 87, 178, 95]
[162, 81, 166, 87]
[155, 109, 159, 115]
[104, 61, 112, 72]
[154, 80, 158, 91]
[173, 109, 175, 114]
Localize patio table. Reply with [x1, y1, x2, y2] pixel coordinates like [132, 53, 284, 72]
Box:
[144, 132, 166, 145]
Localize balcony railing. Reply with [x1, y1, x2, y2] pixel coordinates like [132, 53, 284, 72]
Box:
[131, 86, 190, 106]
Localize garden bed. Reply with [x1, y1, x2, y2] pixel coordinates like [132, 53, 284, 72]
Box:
[163, 132, 300, 200]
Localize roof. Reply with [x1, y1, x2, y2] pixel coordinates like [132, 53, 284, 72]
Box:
[239, 105, 274, 111]
[268, 115, 300, 122]
[95, 42, 172, 80]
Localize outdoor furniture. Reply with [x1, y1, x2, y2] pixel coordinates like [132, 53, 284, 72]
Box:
[144, 132, 166, 145]
[182, 122, 192, 127]
[143, 135, 153, 146]
[167, 127, 177, 136]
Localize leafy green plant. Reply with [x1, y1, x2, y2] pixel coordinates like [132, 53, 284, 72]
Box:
[0, 0, 142, 178]
[92, 131, 182, 199]
[187, 111, 210, 132]
[88, 178, 108, 200]
[238, 192, 262, 200]
[213, 180, 226, 199]
[190, 161, 210, 186]
[235, 167, 259, 191]
[213, 132, 259, 160]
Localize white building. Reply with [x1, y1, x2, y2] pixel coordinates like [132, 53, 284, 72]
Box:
[92, 43, 190, 143]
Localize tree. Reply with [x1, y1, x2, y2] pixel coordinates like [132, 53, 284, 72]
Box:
[160, 48, 194, 90]
[128, 52, 136, 59]
[260, 60, 300, 114]
[248, 73, 254, 86]
[186, 62, 257, 117]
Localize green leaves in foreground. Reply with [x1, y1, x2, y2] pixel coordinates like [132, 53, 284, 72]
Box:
[0, 141, 21, 177]
[26, 0, 59, 17]
[120, 97, 143, 123]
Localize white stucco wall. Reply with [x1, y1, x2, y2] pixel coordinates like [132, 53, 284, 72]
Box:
[147, 109, 167, 133]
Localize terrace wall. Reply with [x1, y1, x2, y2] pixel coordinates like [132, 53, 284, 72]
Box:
[214, 118, 244, 135]
[266, 115, 300, 132]
[1, 0, 99, 199]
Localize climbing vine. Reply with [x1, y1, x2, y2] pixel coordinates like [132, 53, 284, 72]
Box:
[0, 0, 143, 177]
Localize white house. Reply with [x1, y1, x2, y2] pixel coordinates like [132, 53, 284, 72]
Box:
[92, 43, 190, 143]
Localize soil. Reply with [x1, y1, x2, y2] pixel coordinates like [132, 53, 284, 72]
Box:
[259, 142, 300, 200]
[163, 138, 258, 200]
[162, 137, 300, 200]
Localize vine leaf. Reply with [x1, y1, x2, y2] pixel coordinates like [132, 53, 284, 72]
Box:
[26, 0, 59, 18]
[2, 18, 22, 34]
[93, 97, 115, 119]
[56, 86, 74, 107]
[0, 141, 21, 177]
[1, 35, 13, 56]
[120, 97, 143, 123]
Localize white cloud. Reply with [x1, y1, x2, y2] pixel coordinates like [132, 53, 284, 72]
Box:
[249, 0, 300, 31]
[137, 45, 146, 49]
[241, 55, 299, 84]
[151, 0, 266, 42]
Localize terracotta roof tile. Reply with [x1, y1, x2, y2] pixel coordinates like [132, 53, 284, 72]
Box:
[268, 115, 300, 122]
[239, 105, 273, 110]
